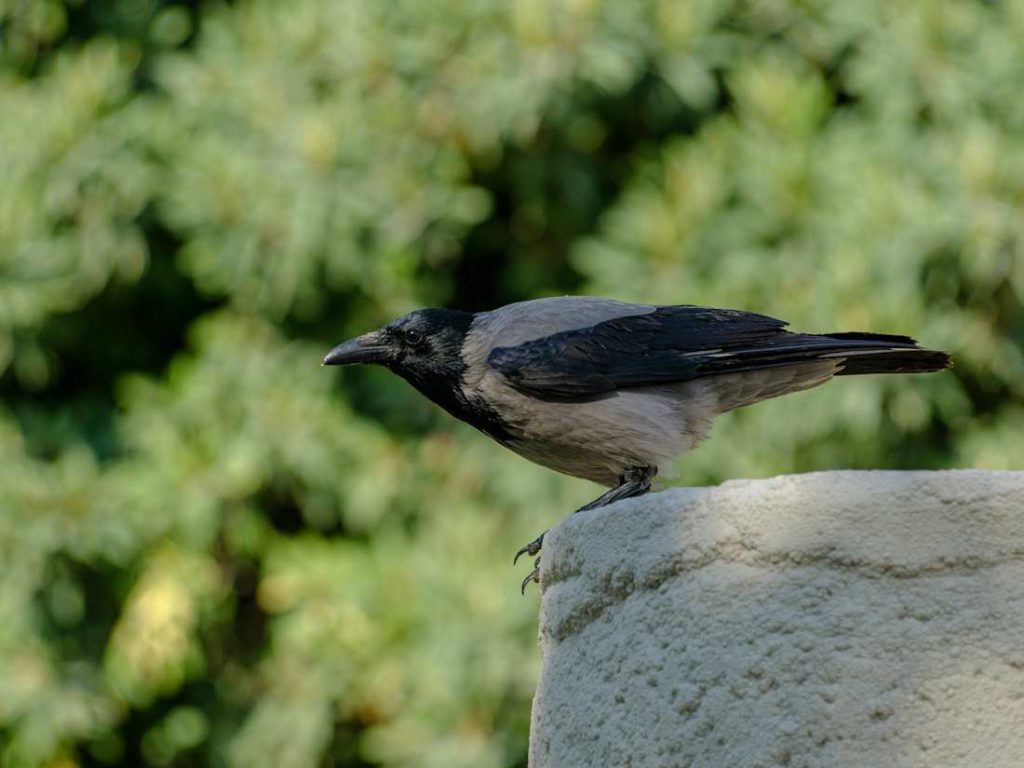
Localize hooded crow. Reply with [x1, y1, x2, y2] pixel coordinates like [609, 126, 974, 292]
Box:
[324, 297, 951, 590]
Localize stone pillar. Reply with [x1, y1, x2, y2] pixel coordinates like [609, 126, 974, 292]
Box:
[529, 471, 1024, 768]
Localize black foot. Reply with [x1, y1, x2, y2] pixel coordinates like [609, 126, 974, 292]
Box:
[513, 465, 656, 594]
[513, 531, 546, 565]
[520, 558, 541, 594]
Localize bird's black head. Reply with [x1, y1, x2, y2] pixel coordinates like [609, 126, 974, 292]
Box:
[323, 308, 474, 389]
[324, 307, 514, 443]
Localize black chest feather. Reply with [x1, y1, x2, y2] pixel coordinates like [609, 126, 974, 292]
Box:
[397, 367, 515, 445]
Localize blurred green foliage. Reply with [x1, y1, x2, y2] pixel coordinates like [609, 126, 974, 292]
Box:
[2, 0, 1023, 765]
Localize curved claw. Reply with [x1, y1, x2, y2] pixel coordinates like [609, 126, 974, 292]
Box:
[513, 532, 546, 565]
[520, 559, 541, 594]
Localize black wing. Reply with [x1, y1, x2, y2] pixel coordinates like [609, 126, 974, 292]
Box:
[486, 305, 945, 400]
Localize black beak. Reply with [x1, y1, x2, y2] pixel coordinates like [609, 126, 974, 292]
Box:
[322, 330, 391, 366]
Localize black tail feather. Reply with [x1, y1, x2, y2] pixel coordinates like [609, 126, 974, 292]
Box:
[832, 349, 952, 375]
[820, 332, 952, 376]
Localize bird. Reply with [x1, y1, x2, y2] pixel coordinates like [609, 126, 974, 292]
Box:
[323, 297, 951, 591]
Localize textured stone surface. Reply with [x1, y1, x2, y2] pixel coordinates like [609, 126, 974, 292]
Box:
[529, 471, 1024, 768]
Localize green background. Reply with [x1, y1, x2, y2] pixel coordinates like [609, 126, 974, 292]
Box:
[2, 1, 1022, 766]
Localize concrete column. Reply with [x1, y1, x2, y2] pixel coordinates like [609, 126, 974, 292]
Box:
[529, 471, 1024, 768]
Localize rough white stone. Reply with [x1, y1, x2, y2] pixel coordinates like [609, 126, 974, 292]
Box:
[529, 470, 1024, 768]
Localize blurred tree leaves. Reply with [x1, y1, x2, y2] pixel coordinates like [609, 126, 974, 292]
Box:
[0, 40, 149, 378]
[2, 0, 1023, 766]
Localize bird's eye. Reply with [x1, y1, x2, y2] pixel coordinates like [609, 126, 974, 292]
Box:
[404, 329, 424, 345]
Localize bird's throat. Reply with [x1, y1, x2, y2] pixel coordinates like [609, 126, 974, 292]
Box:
[397, 365, 515, 445]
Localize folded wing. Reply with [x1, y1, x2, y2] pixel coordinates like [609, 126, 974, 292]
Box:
[487, 305, 950, 400]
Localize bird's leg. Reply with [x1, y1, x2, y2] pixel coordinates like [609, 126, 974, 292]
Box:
[513, 466, 656, 563]
[517, 465, 657, 592]
[579, 465, 657, 512]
